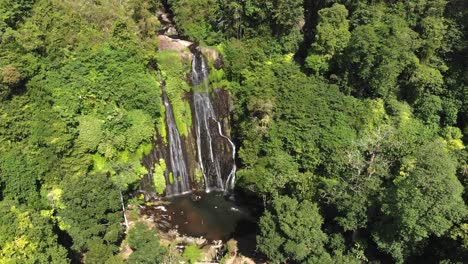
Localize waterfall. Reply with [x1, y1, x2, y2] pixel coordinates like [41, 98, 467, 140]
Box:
[216, 121, 237, 192]
[190, 49, 236, 192]
[160, 71, 191, 196]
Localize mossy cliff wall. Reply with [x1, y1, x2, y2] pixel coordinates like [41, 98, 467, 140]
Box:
[140, 37, 233, 198]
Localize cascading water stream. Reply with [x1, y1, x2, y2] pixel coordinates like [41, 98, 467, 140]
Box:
[190, 49, 237, 192]
[159, 71, 191, 196]
[193, 93, 221, 192]
[216, 121, 237, 192]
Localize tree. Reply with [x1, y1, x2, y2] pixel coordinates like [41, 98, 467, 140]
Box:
[77, 115, 104, 152]
[271, 0, 303, 29]
[341, 6, 420, 97]
[0, 64, 22, 100]
[0, 202, 69, 263]
[327, 125, 392, 231]
[127, 222, 167, 264]
[306, 4, 350, 74]
[0, 0, 36, 31]
[85, 238, 115, 264]
[58, 173, 122, 253]
[169, 0, 220, 44]
[1, 64, 21, 86]
[374, 140, 466, 262]
[257, 196, 331, 263]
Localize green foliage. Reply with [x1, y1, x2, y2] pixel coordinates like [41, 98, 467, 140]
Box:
[153, 159, 167, 195]
[125, 110, 155, 152]
[58, 173, 122, 252]
[306, 4, 350, 74]
[0, 202, 69, 263]
[170, 0, 219, 44]
[257, 196, 331, 263]
[0, 148, 41, 206]
[157, 50, 192, 136]
[0, 0, 36, 32]
[315, 3, 351, 54]
[344, 11, 420, 97]
[77, 115, 104, 152]
[240, 151, 299, 196]
[127, 222, 167, 264]
[0, 0, 167, 261]
[182, 244, 202, 264]
[374, 140, 466, 262]
[85, 239, 115, 264]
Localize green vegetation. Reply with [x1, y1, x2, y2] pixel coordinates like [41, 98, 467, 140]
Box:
[257, 196, 332, 262]
[153, 158, 167, 195]
[157, 50, 192, 137]
[1, 0, 467, 263]
[0, 0, 166, 262]
[127, 222, 167, 264]
[182, 244, 202, 264]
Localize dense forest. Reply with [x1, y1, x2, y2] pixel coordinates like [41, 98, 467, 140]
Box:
[0, 0, 467, 263]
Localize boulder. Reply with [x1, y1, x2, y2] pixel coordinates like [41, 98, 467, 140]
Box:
[157, 35, 193, 61]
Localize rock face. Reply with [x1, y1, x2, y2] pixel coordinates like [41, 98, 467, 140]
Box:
[156, 8, 178, 36]
[190, 49, 236, 192]
[157, 35, 222, 67]
[140, 35, 233, 198]
[200, 47, 222, 67]
[140, 5, 233, 198]
[157, 35, 191, 52]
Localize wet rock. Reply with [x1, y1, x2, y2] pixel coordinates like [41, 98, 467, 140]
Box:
[195, 236, 206, 246]
[168, 229, 179, 238]
[155, 205, 167, 212]
[191, 194, 202, 201]
[200, 47, 222, 66]
[157, 35, 191, 51]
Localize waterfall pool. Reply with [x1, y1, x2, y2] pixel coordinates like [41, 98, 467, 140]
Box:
[165, 192, 256, 240]
[143, 191, 259, 257]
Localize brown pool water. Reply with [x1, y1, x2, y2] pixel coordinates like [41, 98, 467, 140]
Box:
[161, 192, 256, 241]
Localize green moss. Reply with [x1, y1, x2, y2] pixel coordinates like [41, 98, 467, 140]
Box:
[157, 50, 190, 77]
[153, 159, 167, 195]
[157, 99, 167, 144]
[169, 172, 174, 184]
[182, 244, 202, 264]
[194, 167, 203, 184]
[157, 50, 193, 137]
[175, 100, 192, 137]
[164, 78, 192, 136]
